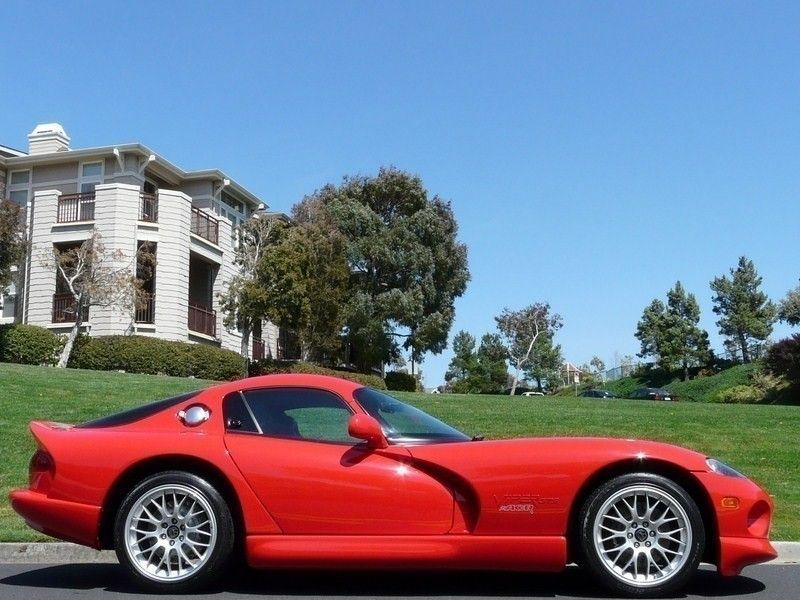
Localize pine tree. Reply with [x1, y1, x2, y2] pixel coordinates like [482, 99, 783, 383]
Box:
[710, 257, 776, 363]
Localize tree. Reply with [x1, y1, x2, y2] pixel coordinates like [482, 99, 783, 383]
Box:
[294, 167, 469, 373]
[711, 257, 777, 363]
[45, 232, 152, 368]
[495, 303, 562, 396]
[523, 335, 563, 392]
[219, 214, 282, 358]
[445, 331, 507, 394]
[256, 219, 350, 363]
[778, 282, 800, 327]
[445, 330, 477, 383]
[635, 282, 712, 380]
[589, 356, 606, 379]
[474, 333, 509, 394]
[0, 200, 25, 288]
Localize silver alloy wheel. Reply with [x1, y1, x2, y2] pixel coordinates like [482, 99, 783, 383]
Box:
[123, 483, 218, 583]
[592, 484, 692, 588]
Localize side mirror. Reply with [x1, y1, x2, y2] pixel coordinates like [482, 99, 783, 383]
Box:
[348, 414, 388, 449]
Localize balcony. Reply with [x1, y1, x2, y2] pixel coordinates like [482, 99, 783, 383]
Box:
[135, 293, 155, 324]
[190, 207, 219, 245]
[57, 193, 95, 223]
[252, 337, 265, 361]
[52, 292, 89, 323]
[188, 302, 216, 337]
[139, 193, 158, 223]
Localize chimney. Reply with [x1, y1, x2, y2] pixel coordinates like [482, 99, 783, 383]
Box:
[28, 123, 70, 155]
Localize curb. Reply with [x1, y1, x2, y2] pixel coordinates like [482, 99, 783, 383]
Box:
[1, 541, 799, 565]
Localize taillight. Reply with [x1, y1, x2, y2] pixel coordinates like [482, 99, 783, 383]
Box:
[29, 449, 55, 492]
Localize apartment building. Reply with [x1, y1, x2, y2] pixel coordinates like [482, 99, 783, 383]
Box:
[0, 123, 280, 359]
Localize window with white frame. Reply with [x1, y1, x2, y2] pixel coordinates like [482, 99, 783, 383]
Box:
[7, 169, 31, 206]
[79, 162, 103, 195]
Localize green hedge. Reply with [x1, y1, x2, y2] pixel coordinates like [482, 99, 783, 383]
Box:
[384, 371, 417, 391]
[249, 358, 386, 389]
[0, 324, 62, 366]
[68, 335, 245, 381]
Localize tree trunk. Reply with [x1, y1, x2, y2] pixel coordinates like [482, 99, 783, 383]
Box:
[536, 376, 543, 392]
[240, 323, 251, 359]
[683, 360, 689, 382]
[509, 367, 520, 396]
[57, 317, 82, 368]
[739, 332, 750, 363]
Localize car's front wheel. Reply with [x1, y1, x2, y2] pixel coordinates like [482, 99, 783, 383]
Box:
[114, 471, 234, 593]
[578, 473, 704, 597]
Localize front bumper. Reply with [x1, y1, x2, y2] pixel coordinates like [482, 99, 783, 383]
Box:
[9, 489, 101, 548]
[693, 472, 777, 576]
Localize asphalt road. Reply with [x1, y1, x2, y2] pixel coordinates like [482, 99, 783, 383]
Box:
[0, 563, 798, 599]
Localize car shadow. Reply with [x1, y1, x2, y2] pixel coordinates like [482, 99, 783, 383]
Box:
[0, 563, 767, 598]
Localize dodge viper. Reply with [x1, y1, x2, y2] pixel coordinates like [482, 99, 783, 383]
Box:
[10, 374, 776, 596]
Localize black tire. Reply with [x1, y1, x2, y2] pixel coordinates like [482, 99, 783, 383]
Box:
[578, 473, 704, 598]
[114, 471, 235, 593]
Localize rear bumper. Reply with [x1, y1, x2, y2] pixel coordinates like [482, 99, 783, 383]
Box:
[9, 489, 101, 549]
[718, 536, 777, 576]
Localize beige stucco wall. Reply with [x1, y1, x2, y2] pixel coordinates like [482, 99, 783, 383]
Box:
[152, 189, 192, 342]
[90, 184, 141, 337]
[25, 190, 61, 328]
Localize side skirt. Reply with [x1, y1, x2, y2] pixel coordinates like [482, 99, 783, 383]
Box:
[246, 535, 567, 572]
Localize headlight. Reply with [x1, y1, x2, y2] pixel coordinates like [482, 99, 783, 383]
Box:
[706, 458, 745, 478]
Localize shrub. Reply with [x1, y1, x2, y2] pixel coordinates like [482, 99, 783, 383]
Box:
[764, 335, 800, 384]
[716, 384, 764, 404]
[384, 371, 418, 391]
[249, 358, 386, 389]
[187, 344, 246, 381]
[0, 324, 62, 366]
[68, 336, 245, 380]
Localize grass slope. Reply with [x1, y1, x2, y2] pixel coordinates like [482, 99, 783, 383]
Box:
[0, 363, 213, 542]
[601, 364, 759, 402]
[1, 362, 797, 541]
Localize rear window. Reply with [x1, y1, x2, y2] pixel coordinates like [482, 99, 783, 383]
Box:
[76, 390, 201, 429]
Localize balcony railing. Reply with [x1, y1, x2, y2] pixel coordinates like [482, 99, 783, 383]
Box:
[57, 193, 95, 223]
[135, 293, 155, 324]
[52, 292, 89, 323]
[188, 302, 216, 337]
[190, 207, 219, 245]
[139, 193, 158, 223]
[252, 337, 265, 361]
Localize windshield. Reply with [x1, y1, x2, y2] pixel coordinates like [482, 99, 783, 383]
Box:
[354, 388, 470, 443]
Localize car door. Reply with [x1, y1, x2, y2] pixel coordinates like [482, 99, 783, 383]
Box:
[223, 386, 454, 535]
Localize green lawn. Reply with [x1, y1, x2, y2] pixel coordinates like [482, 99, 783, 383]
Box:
[1, 363, 798, 541]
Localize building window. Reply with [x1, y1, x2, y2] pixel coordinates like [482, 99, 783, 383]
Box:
[79, 161, 103, 194]
[9, 170, 30, 185]
[7, 170, 31, 206]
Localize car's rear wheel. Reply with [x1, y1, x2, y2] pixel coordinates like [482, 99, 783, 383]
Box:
[114, 471, 234, 593]
[578, 473, 704, 597]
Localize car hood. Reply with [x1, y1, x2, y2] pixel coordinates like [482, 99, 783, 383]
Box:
[406, 436, 710, 474]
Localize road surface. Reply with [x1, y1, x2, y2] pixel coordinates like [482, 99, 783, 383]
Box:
[1, 563, 797, 599]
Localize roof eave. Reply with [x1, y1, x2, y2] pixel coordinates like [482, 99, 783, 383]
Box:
[3, 144, 265, 209]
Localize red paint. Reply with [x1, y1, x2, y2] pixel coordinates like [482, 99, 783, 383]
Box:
[9, 374, 777, 576]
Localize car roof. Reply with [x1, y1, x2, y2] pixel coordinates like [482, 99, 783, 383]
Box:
[203, 373, 366, 398]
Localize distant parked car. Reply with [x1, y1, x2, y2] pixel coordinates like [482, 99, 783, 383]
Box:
[521, 391, 545, 397]
[580, 389, 616, 399]
[630, 387, 674, 401]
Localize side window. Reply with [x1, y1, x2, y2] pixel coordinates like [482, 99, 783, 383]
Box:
[240, 388, 358, 444]
[222, 392, 260, 433]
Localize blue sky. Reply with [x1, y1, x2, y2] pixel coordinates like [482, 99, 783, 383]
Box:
[2, 1, 799, 386]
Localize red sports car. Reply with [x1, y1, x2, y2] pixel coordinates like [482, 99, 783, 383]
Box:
[10, 374, 776, 596]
